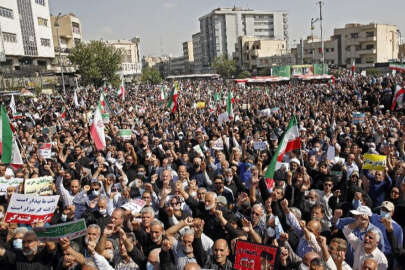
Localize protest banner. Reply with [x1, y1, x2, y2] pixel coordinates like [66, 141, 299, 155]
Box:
[0, 177, 24, 195]
[234, 240, 278, 270]
[24, 176, 54, 195]
[253, 141, 267, 151]
[352, 112, 365, 124]
[193, 145, 204, 158]
[212, 137, 224, 150]
[121, 199, 146, 215]
[119, 129, 132, 140]
[34, 219, 87, 242]
[102, 113, 110, 123]
[218, 112, 228, 126]
[5, 194, 59, 224]
[326, 146, 335, 161]
[362, 154, 387, 171]
[38, 143, 52, 159]
[196, 101, 206, 109]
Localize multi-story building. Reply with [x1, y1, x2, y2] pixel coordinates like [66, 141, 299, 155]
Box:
[104, 39, 142, 78]
[0, 0, 55, 71]
[334, 23, 399, 67]
[168, 41, 194, 75]
[50, 13, 82, 74]
[192, 32, 202, 73]
[296, 36, 338, 65]
[399, 44, 405, 61]
[142, 56, 169, 77]
[234, 36, 287, 71]
[198, 7, 288, 72]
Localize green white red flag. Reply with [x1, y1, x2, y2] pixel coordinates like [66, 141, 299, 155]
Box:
[226, 89, 234, 119]
[264, 116, 301, 190]
[167, 82, 179, 112]
[0, 106, 23, 166]
[117, 79, 125, 101]
[391, 85, 404, 111]
[90, 103, 106, 151]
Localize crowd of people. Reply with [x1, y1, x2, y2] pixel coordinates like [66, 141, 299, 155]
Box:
[0, 71, 404, 270]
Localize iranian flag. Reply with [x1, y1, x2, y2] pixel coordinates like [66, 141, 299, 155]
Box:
[160, 86, 166, 101]
[0, 106, 23, 166]
[264, 116, 301, 190]
[226, 90, 234, 119]
[167, 82, 179, 112]
[60, 107, 66, 120]
[351, 60, 356, 75]
[90, 104, 106, 151]
[100, 93, 112, 114]
[391, 85, 405, 111]
[117, 79, 125, 101]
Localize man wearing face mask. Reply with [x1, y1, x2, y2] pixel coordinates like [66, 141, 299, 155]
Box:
[10, 227, 28, 252]
[54, 205, 76, 224]
[83, 197, 111, 231]
[0, 231, 58, 269]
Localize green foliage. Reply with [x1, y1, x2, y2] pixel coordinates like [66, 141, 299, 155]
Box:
[141, 67, 162, 84]
[211, 55, 237, 78]
[236, 70, 251, 79]
[365, 68, 380, 77]
[68, 41, 122, 87]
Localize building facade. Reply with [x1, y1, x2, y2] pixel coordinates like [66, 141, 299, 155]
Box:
[0, 0, 55, 71]
[296, 36, 338, 65]
[192, 32, 203, 73]
[233, 37, 287, 71]
[198, 7, 288, 73]
[50, 13, 82, 74]
[400, 44, 405, 62]
[104, 39, 142, 77]
[334, 23, 399, 67]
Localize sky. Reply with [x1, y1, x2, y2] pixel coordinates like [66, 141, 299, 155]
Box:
[49, 0, 405, 57]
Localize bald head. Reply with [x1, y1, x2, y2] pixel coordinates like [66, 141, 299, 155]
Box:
[304, 251, 319, 266]
[308, 220, 321, 234]
[184, 262, 201, 270]
[361, 258, 378, 270]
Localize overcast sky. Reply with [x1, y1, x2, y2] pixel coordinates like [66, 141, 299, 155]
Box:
[49, 0, 404, 57]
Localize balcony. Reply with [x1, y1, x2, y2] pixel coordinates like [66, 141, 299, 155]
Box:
[358, 48, 376, 55]
[358, 36, 377, 43]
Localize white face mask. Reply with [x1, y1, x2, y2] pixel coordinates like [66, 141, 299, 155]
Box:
[61, 214, 67, 222]
[23, 247, 37, 256]
[105, 249, 114, 261]
[99, 209, 107, 216]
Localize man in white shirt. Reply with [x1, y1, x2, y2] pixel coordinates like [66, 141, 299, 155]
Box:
[343, 221, 388, 270]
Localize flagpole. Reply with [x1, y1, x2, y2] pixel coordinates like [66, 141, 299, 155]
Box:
[14, 135, 30, 164]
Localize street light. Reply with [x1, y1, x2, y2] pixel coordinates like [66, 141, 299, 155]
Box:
[311, 18, 319, 64]
[54, 12, 66, 96]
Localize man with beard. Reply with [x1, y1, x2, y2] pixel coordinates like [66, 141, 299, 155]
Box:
[161, 229, 196, 270]
[0, 230, 58, 269]
[133, 218, 165, 258]
[79, 224, 101, 258]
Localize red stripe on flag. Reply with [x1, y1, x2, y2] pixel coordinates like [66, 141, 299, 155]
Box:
[277, 138, 301, 162]
[90, 124, 105, 151]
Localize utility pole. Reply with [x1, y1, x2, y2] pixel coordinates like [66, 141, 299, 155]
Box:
[317, 1, 325, 73]
[55, 13, 66, 96]
[311, 18, 319, 64]
[301, 39, 304, 64]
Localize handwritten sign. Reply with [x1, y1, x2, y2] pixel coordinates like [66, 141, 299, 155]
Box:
[326, 146, 335, 161]
[34, 219, 87, 242]
[121, 199, 146, 215]
[212, 137, 224, 150]
[0, 177, 24, 195]
[352, 112, 365, 124]
[234, 240, 278, 270]
[362, 154, 387, 171]
[119, 129, 132, 140]
[38, 143, 52, 159]
[24, 176, 54, 195]
[253, 141, 267, 151]
[5, 194, 59, 224]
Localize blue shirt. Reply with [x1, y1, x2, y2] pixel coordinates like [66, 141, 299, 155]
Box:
[365, 171, 392, 207]
[370, 214, 403, 255]
[336, 217, 385, 266]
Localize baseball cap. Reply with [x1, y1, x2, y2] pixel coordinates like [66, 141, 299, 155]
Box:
[380, 201, 394, 212]
[350, 205, 372, 217]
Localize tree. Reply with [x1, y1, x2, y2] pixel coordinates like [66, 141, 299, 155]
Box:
[141, 67, 162, 84]
[211, 55, 237, 78]
[69, 41, 122, 87]
[236, 70, 251, 79]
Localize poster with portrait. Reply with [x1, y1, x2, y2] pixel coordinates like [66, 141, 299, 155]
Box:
[234, 240, 279, 270]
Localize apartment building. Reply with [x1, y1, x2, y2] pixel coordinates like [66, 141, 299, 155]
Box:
[0, 0, 55, 71]
[105, 39, 142, 77]
[168, 41, 194, 75]
[198, 7, 288, 72]
[192, 32, 202, 73]
[296, 36, 338, 65]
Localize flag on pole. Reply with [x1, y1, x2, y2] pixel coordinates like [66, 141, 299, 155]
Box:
[0, 106, 23, 166]
[90, 104, 106, 151]
[391, 85, 405, 111]
[9, 95, 16, 115]
[226, 89, 234, 119]
[100, 93, 112, 114]
[264, 116, 301, 189]
[167, 82, 179, 113]
[351, 60, 356, 75]
[74, 89, 80, 108]
[117, 79, 125, 101]
[160, 86, 166, 102]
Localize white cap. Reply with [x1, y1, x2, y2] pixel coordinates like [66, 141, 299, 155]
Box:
[350, 205, 372, 217]
[290, 158, 300, 166]
[5, 168, 14, 177]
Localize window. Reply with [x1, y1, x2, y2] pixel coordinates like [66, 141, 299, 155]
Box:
[74, 38, 81, 46]
[72, 22, 80, 34]
[38, 17, 48, 26]
[0, 6, 13, 18]
[345, 46, 351, 52]
[355, 45, 362, 51]
[3, 32, 16, 43]
[366, 44, 374, 50]
[350, 33, 359, 39]
[330, 48, 334, 52]
[35, 0, 45, 5]
[366, 31, 375, 37]
[40, 38, 51, 47]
